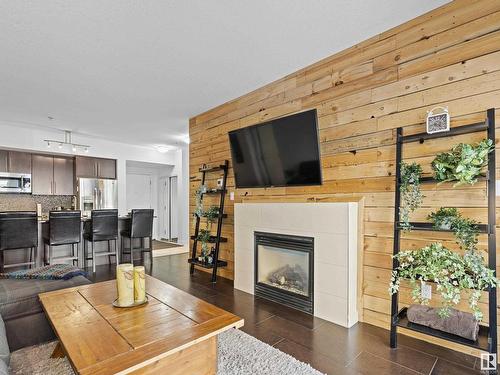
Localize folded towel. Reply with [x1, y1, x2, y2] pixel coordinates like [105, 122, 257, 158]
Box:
[0, 264, 87, 281]
[407, 304, 479, 341]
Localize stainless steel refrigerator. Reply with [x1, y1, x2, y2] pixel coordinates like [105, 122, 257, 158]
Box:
[77, 178, 118, 217]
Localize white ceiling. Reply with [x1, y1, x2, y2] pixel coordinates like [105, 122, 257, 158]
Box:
[0, 0, 447, 149]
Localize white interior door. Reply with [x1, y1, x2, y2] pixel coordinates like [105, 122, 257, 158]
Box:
[169, 176, 178, 240]
[158, 177, 169, 240]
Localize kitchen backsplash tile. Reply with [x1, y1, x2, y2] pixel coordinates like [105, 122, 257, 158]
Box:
[0, 194, 73, 213]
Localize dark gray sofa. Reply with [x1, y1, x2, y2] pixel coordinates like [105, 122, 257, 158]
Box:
[0, 276, 91, 351]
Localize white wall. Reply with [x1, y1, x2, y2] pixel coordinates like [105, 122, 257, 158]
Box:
[0, 120, 190, 244]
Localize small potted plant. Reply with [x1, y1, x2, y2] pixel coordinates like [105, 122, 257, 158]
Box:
[427, 207, 479, 251]
[427, 207, 459, 230]
[432, 139, 494, 186]
[203, 206, 220, 227]
[197, 229, 211, 262]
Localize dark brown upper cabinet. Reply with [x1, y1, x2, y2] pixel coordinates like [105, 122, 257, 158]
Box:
[32, 155, 54, 195]
[97, 158, 116, 179]
[8, 151, 32, 174]
[75, 156, 116, 179]
[0, 151, 32, 174]
[0, 151, 8, 173]
[53, 157, 74, 195]
[32, 155, 74, 195]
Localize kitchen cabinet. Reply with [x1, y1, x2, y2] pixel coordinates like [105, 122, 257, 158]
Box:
[8, 151, 31, 174]
[0, 151, 8, 173]
[32, 155, 74, 195]
[32, 155, 54, 195]
[53, 157, 74, 195]
[0, 151, 31, 174]
[97, 158, 116, 179]
[75, 156, 116, 179]
[75, 156, 97, 178]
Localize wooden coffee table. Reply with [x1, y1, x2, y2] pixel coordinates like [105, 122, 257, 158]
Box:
[39, 275, 244, 375]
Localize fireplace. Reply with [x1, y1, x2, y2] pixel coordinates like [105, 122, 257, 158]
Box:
[254, 231, 314, 314]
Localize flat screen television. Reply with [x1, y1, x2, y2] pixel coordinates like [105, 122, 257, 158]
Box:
[228, 109, 322, 188]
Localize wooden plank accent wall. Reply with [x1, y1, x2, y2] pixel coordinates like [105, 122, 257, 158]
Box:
[190, 0, 500, 355]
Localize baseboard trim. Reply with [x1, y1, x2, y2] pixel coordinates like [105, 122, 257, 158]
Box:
[153, 245, 189, 257]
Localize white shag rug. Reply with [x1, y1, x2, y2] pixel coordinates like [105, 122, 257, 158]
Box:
[10, 328, 325, 375]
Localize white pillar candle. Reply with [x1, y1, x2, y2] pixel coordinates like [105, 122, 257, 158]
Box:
[116, 263, 134, 306]
[133, 266, 146, 303]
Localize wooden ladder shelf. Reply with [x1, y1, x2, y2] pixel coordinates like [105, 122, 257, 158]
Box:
[188, 160, 229, 282]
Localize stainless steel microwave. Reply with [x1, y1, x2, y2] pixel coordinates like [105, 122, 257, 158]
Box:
[0, 173, 32, 194]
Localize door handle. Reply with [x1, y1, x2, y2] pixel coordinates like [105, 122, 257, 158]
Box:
[54, 181, 56, 194]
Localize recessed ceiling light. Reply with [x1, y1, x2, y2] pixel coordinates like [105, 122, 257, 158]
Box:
[156, 145, 170, 153]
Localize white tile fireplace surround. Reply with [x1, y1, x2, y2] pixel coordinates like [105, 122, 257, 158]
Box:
[234, 202, 359, 328]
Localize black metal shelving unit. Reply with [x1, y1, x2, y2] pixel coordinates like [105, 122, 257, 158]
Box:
[390, 109, 497, 369]
[188, 160, 229, 282]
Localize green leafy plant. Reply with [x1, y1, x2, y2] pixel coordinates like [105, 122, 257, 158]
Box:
[399, 162, 424, 230]
[427, 207, 458, 230]
[428, 207, 479, 252]
[431, 139, 493, 186]
[197, 229, 211, 258]
[194, 185, 207, 218]
[389, 242, 497, 320]
[203, 206, 220, 225]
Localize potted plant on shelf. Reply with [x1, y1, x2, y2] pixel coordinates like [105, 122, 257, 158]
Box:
[431, 139, 494, 186]
[428, 207, 479, 251]
[197, 229, 211, 263]
[389, 242, 497, 321]
[427, 207, 458, 230]
[399, 162, 424, 230]
[203, 206, 220, 227]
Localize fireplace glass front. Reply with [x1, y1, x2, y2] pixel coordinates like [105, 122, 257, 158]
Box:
[254, 232, 313, 314]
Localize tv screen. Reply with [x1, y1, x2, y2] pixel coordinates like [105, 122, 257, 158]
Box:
[228, 109, 322, 188]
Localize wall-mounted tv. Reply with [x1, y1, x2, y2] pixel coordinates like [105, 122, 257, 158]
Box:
[228, 109, 322, 188]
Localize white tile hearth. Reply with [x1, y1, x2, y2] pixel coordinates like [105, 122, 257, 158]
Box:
[234, 202, 358, 328]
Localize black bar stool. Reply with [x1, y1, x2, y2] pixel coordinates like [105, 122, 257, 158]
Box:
[121, 209, 153, 264]
[43, 211, 81, 266]
[83, 209, 119, 273]
[0, 211, 38, 272]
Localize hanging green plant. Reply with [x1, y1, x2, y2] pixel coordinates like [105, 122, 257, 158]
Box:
[389, 242, 497, 320]
[194, 185, 207, 218]
[428, 207, 479, 252]
[399, 162, 424, 230]
[431, 139, 493, 186]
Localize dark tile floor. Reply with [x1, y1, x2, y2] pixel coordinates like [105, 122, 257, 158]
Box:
[86, 254, 484, 375]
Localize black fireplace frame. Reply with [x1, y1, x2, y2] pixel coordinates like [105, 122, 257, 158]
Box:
[254, 231, 314, 314]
